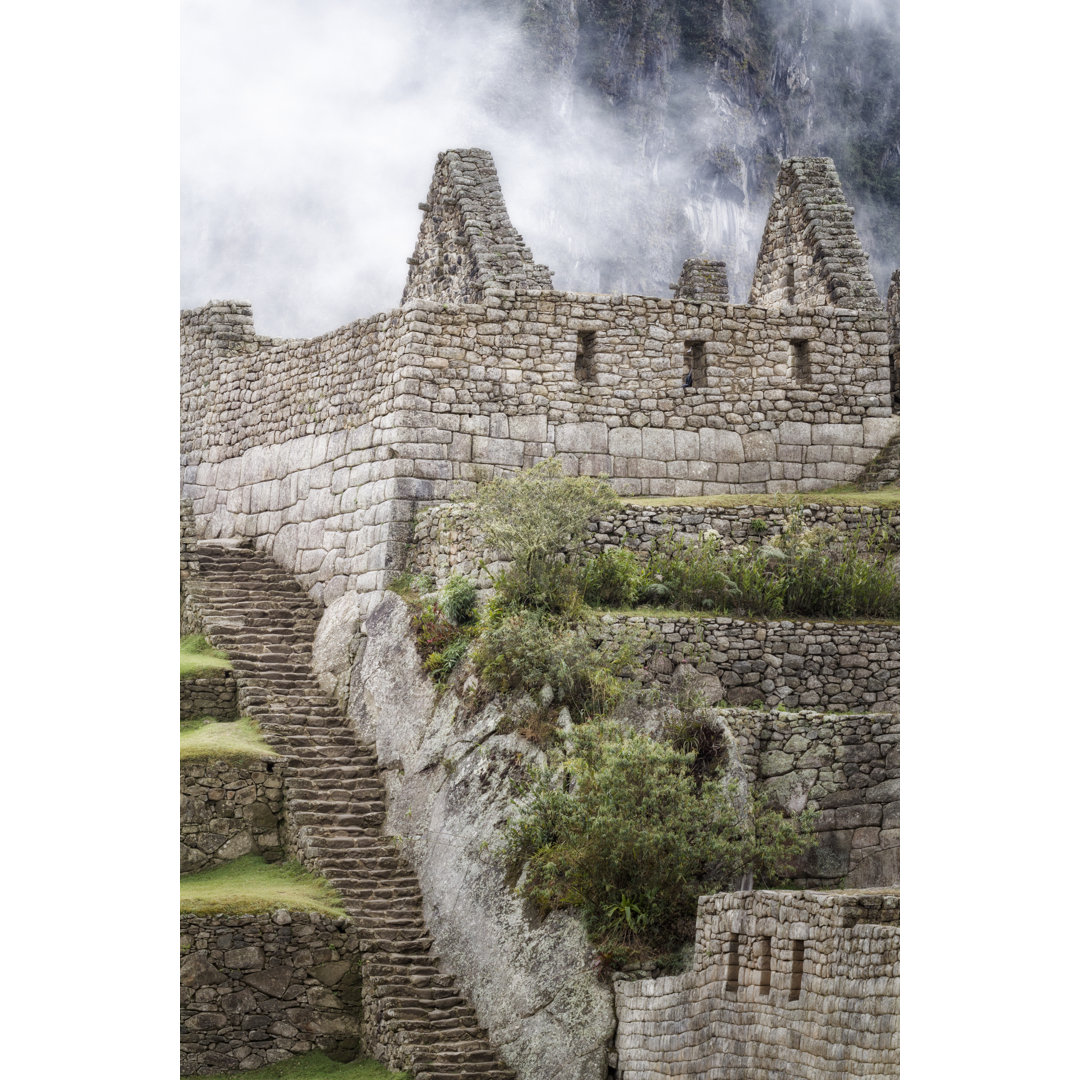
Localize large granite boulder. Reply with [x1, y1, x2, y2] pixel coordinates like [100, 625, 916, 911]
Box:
[350, 594, 615, 1080]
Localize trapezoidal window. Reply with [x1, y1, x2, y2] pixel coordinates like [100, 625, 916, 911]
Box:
[791, 339, 811, 384]
[789, 939, 805, 1001]
[725, 934, 740, 993]
[684, 340, 706, 389]
[575, 331, 597, 381]
[757, 937, 772, 994]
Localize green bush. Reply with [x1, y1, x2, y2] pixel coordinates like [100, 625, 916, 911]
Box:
[439, 573, 478, 625]
[582, 547, 647, 607]
[502, 720, 816, 958]
[633, 520, 898, 619]
[459, 459, 620, 612]
[471, 609, 637, 718]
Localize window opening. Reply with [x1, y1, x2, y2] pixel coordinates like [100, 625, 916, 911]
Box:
[789, 939, 805, 1001]
[785, 259, 796, 303]
[758, 937, 772, 994]
[890, 348, 900, 412]
[684, 340, 706, 389]
[725, 934, 740, 993]
[575, 331, 597, 381]
[791, 339, 811, 384]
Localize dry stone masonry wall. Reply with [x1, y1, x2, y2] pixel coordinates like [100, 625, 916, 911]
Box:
[402, 148, 553, 305]
[181, 671, 239, 722]
[181, 149, 898, 613]
[722, 708, 899, 887]
[614, 890, 899, 1079]
[180, 911, 362, 1075]
[672, 257, 729, 302]
[749, 158, 883, 313]
[594, 615, 899, 712]
[180, 757, 285, 873]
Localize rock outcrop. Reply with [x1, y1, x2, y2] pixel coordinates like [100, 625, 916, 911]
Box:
[352, 594, 616, 1080]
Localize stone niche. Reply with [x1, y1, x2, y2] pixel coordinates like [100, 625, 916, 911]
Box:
[614, 889, 899, 1079]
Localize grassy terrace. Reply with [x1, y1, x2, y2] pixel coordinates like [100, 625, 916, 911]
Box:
[622, 483, 899, 509]
[181, 634, 232, 678]
[180, 855, 345, 918]
[195, 1051, 410, 1080]
[180, 716, 278, 761]
[592, 607, 899, 626]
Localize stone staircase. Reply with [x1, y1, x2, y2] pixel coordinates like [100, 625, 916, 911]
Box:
[185, 542, 516, 1080]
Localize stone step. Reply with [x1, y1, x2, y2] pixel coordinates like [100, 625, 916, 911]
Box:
[186, 547, 516, 1078]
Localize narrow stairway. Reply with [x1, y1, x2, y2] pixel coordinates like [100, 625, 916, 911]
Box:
[185, 543, 516, 1080]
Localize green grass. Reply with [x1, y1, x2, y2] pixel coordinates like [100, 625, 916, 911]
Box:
[592, 606, 898, 626]
[623, 484, 899, 509]
[180, 717, 278, 762]
[193, 1051, 411, 1080]
[180, 855, 345, 917]
[181, 634, 232, 678]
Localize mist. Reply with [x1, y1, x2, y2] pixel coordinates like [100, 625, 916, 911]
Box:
[182, 0, 899, 339]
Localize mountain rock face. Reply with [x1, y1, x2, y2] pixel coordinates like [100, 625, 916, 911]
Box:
[470, 0, 898, 302]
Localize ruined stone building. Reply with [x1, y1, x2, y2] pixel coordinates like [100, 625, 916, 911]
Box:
[182, 149, 899, 618]
[181, 150, 900, 1079]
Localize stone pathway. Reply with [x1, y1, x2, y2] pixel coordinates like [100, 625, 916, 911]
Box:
[185, 542, 516, 1080]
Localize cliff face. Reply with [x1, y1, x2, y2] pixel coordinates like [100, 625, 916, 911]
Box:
[477, 0, 899, 301]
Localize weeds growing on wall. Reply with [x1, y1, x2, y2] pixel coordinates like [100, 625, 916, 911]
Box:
[391, 572, 478, 686]
[501, 720, 816, 965]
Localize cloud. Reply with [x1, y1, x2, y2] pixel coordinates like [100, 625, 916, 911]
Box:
[182, 0, 898, 337]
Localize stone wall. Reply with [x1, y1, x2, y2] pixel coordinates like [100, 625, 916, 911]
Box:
[614, 890, 899, 1079]
[672, 257, 729, 302]
[181, 757, 285, 873]
[886, 270, 899, 411]
[402, 148, 553, 305]
[182, 499, 203, 636]
[410, 501, 899, 591]
[180, 911, 362, 1075]
[749, 158, 882, 312]
[722, 708, 899, 887]
[181, 670, 239, 722]
[595, 615, 899, 712]
[181, 151, 897, 618]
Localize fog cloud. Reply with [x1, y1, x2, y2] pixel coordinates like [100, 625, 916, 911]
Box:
[182, 0, 898, 338]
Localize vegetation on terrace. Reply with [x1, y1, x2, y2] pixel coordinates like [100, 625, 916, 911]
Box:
[181, 633, 231, 678]
[180, 716, 278, 761]
[624, 482, 899, 509]
[194, 1050, 410, 1080]
[180, 854, 345, 918]
[395, 462, 820, 967]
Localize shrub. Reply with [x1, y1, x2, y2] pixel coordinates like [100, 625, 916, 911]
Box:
[459, 459, 620, 612]
[440, 573, 477, 625]
[424, 635, 471, 682]
[637, 521, 898, 619]
[411, 603, 459, 663]
[502, 720, 816, 958]
[582, 547, 647, 607]
[470, 609, 638, 718]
